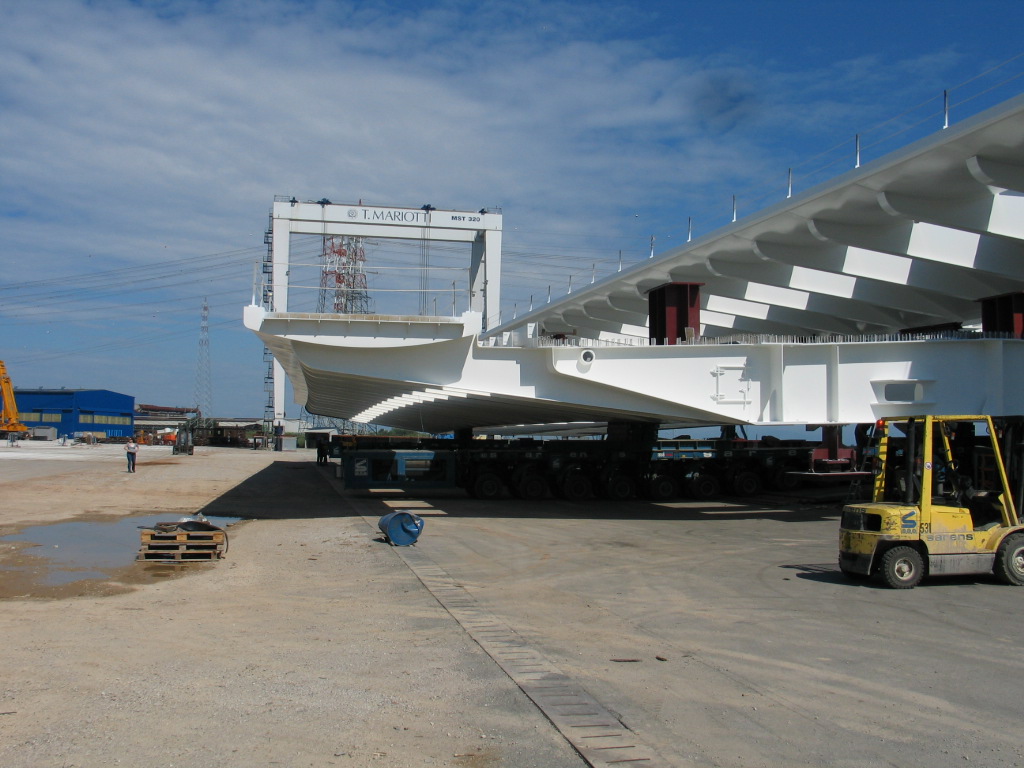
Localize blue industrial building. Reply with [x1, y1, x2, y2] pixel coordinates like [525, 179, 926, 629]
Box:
[14, 389, 135, 439]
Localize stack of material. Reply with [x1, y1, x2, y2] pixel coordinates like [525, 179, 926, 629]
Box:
[137, 520, 226, 562]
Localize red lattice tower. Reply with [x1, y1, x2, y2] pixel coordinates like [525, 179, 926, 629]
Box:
[319, 236, 372, 314]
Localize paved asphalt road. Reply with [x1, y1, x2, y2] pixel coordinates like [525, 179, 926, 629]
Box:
[340, 486, 1024, 768]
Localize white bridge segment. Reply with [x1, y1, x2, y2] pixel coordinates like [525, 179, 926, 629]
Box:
[244, 305, 1024, 431]
[247, 94, 1024, 431]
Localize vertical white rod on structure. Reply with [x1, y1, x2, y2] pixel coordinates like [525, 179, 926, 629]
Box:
[547, 285, 551, 303]
[618, 251, 623, 272]
[568, 275, 573, 294]
[529, 295, 534, 311]
[732, 196, 737, 223]
[768, 344, 785, 421]
[855, 134, 861, 168]
[591, 264, 596, 283]
[687, 217, 692, 242]
[649, 235, 655, 258]
[452, 281, 456, 316]
[943, 89, 949, 129]
[251, 262, 259, 305]
[787, 168, 793, 199]
[513, 304, 517, 320]
[826, 343, 840, 422]
[418, 206, 433, 316]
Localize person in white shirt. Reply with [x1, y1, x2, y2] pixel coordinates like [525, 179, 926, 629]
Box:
[125, 439, 139, 473]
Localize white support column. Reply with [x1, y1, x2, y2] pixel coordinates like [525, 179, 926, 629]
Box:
[271, 211, 291, 423]
[470, 237, 485, 318]
[469, 227, 504, 329]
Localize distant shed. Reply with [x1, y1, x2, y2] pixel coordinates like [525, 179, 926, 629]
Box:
[14, 389, 135, 440]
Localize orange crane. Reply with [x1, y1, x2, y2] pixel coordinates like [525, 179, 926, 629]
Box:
[0, 360, 29, 436]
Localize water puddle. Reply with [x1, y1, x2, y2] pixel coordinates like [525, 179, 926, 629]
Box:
[0, 513, 242, 599]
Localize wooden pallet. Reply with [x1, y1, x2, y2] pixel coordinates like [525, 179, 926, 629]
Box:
[138, 524, 225, 562]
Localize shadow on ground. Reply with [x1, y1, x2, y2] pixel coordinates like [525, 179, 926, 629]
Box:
[196, 460, 359, 519]
[224, 460, 851, 525]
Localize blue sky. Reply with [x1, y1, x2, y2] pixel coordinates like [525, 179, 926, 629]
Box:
[1, 0, 1022, 418]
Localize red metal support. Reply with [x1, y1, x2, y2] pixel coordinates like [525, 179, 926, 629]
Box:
[980, 292, 1024, 338]
[648, 283, 702, 345]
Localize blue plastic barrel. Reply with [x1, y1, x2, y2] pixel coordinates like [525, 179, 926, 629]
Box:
[378, 511, 425, 546]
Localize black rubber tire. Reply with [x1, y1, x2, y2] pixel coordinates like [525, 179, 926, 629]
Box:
[993, 532, 1024, 586]
[560, 473, 592, 501]
[604, 473, 636, 501]
[517, 473, 548, 501]
[772, 470, 801, 491]
[687, 474, 720, 500]
[508, 465, 535, 499]
[731, 470, 762, 496]
[879, 546, 925, 589]
[647, 474, 678, 501]
[472, 472, 504, 500]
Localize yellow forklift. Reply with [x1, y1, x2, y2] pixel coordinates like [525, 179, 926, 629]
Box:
[839, 415, 1024, 588]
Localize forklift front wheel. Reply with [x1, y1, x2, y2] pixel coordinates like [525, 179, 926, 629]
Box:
[879, 546, 925, 589]
[994, 533, 1024, 586]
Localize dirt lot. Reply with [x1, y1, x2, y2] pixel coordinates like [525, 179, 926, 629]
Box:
[2, 442, 1023, 768]
[0, 444, 584, 768]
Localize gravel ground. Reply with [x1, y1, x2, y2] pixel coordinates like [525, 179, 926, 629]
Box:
[0, 443, 586, 768]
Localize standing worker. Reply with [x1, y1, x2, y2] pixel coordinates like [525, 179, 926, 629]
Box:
[125, 437, 139, 473]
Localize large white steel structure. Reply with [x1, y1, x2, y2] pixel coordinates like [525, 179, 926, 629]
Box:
[246, 94, 1024, 432]
[261, 200, 502, 423]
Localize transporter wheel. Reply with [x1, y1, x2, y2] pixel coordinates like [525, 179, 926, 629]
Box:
[993, 533, 1024, 586]
[647, 474, 678, 501]
[731, 470, 762, 496]
[687, 473, 720, 500]
[772, 469, 801, 491]
[472, 472, 504, 500]
[879, 546, 925, 589]
[509, 465, 535, 498]
[517, 472, 548, 501]
[560, 473, 592, 501]
[604, 473, 636, 501]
